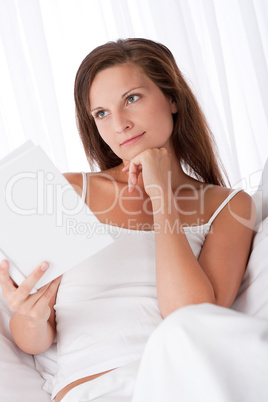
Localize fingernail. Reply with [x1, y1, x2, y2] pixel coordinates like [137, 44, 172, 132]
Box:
[40, 262, 49, 272]
[128, 181, 134, 192]
[0, 260, 7, 269]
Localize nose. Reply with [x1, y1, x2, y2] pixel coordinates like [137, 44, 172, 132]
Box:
[113, 111, 133, 134]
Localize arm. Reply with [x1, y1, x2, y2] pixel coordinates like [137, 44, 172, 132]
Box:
[123, 148, 256, 318]
[152, 189, 255, 317]
[0, 260, 61, 354]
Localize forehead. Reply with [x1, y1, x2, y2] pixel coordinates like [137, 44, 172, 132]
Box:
[89, 63, 155, 106]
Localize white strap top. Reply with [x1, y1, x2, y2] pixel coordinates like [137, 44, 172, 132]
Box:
[81, 171, 87, 203]
[51, 173, 242, 397]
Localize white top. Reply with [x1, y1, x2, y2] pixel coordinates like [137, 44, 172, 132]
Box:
[51, 174, 241, 398]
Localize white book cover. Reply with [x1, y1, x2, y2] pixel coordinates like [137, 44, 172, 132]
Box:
[0, 141, 114, 292]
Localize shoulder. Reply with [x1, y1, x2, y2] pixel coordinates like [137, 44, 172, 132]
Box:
[224, 189, 256, 228]
[62, 169, 118, 185]
[207, 185, 256, 230]
[62, 172, 84, 197]
[62, 169, 119, 197]
[192, 183, 255, 229]
[204, 184, 255, 210]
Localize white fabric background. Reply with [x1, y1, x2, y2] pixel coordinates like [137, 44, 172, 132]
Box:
[0, 0, 267, 189]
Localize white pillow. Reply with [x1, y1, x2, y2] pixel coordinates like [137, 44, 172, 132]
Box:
[0, 334, 52, 402]
[231, 217, 268, 319]
[0, 291, 51, 402]
[252, 158, 268, 226]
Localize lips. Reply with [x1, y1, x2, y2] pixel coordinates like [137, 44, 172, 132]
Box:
[120, 132, 145, 146]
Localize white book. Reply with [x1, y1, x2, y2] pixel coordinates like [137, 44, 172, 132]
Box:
[0, 141, 114, 292]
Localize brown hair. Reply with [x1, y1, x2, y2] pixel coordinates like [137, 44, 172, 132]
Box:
[74, 38, 227, 186]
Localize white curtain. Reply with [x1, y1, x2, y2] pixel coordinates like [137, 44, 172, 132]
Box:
[0, 0, 267, 189]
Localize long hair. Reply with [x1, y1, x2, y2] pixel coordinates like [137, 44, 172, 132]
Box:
[74, 38, 227, 186]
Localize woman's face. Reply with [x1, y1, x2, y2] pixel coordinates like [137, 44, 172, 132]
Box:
[89, 63, 178, 162]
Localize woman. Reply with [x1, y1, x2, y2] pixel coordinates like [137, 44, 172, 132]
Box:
[0, 38, 256, 401]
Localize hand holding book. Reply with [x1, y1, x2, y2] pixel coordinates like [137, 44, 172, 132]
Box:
[0, 141, 114, 292]
[0, 259, 61, 321]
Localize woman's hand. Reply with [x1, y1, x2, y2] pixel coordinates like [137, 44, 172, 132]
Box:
[0, 259, 61, 327]
[122, 147, 172, 197]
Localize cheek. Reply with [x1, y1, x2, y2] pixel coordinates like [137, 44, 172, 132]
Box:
[151, 102, 175, 133]
[95, 122, 111, 144]
[95, 122, 121, 153]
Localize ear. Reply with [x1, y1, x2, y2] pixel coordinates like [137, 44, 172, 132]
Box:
[170, 98, 178, 114]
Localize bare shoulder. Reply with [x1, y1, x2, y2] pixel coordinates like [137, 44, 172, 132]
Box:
[62, 170, 120, 210]
[204, 185, 256, 230]
[62, 172, 83, 197]
[230, 190, 256, 232]
[203, 185, 255, 219]
[227, 189, 256, 217]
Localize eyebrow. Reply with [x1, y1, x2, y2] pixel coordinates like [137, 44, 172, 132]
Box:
[90, 86, 144, 113]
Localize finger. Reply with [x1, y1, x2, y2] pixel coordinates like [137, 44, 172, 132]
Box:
[31, 276, 62, 319]
[30, 275, 61, 309]
[122, 163, 130, 172]
[28, 282, 51, 302]
[122, 162, 138, 192]
[128, 162, 142, 192]
[0, 260, 18, 298]
[51, 275, 63, 288]
[39, 276, 62, 303]
[9, 282, 51, 314]
[0, 259, 8, 269]
[13, 275, 61, 317]
[15, 261, 50, 303]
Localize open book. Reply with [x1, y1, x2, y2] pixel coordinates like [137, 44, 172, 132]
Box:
[0, 141, 114, 292]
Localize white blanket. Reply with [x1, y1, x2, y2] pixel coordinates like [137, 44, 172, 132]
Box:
[132, 303, 268, 402]
[231, 218, 268, 318]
